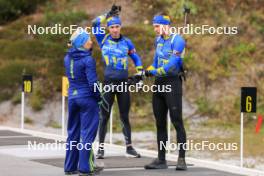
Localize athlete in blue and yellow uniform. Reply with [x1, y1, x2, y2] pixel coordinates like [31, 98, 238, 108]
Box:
[64, 29, 102, 176]
[92, 5, 142, 159]
[144, 14, 187, 170]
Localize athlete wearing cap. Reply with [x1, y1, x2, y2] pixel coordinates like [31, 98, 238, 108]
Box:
[144, 14, 187, 170]
[92, 5, 142, 159]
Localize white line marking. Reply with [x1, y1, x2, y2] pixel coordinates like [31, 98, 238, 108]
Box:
[1, 126, 264, 176]
[104, 166, 196, 172]
[0, 136, 31, 139]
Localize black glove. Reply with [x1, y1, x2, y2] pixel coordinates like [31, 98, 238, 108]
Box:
[127, 75, 143, 85]
[145, 70, 154, 77]
[178, 65, 188, 81]
[107, 4, 121, 18]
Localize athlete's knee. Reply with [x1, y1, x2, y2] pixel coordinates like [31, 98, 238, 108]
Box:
[155, 121, 167, 130]
[119, 111, 129, 120]
[172, 120, 184, 131]
[99, 116, 109, 127]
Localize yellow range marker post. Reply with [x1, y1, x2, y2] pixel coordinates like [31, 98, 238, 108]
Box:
[62, 76, 69, 97]
[21, 75, 33, 129]
[61, 76, 69, 136]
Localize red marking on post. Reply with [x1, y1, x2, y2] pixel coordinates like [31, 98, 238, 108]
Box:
[256, 114, 263, 133]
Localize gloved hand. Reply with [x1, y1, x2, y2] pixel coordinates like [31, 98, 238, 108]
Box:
[135, 68, 144, 77]
[178, 64, 188, 81]
[136, 80, 144, 89]
[127, 74, 143, 85]
[107, 4, 121, 18]
[145, 70, 155, 77]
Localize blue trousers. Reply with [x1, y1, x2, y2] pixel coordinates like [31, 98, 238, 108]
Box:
[64, 97, 99, 173]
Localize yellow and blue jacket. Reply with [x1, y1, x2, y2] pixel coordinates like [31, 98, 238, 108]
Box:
[148, 34, 185, 77]
[92, 15, 143, 80]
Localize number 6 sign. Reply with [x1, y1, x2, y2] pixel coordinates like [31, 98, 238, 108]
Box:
[241, 87, 257, 113]
[240, 87, 257, 168]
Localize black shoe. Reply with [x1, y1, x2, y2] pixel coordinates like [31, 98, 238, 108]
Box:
[65, 171, 78, 175]
[126, 147, 141, 158]
[144, 158, 168, 169]
[96, 148, 104, 159]
[176, 157, 187, 170]
[94, 164, 104, 174]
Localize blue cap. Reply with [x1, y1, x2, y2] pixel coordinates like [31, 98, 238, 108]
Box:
[70, 28, 90, 49]
[152, 15, 171, 25]
[107, 16, 122, 27]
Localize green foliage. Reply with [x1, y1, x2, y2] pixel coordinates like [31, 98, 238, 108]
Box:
[0, 39, 64, 60]
[233, 43, 256, 57]
[195, 97, 219, 116]
[0, 7, 88, 99]
[0, 60, 35, 88]
[167, 0, 198, 20]
[44, 10, 87, 26]
[257, 103, 264, 115]
[133, 0, 197, 22]
[29, 83, 45, 111]
[11, 92, 21, 105]
[24, 117, 34, 124]
[233, 97, 240, 110]
[0, 0, 47, 24]
[249, 12, 264, 34]
[123, 25, 155, 63]
[36, 10, 88, 43]
[133, 0, 170, 21]
[200, 118, 237, 130]
[218, 51, 230, 69]
[0, 91, 13, 103]
[46, 120, 61, 129]
[184, 51, 194, 66]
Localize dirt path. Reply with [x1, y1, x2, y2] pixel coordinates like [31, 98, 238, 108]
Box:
[76, 0, 137, 26]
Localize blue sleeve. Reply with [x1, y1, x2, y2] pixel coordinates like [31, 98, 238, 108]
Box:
[172, 35, 185, 54]
[168, 35, 185, 70]
[92, 14, 107, 47]
[126, 38, 143, 71]
[151, 35, 185, 76]
[64, 54, 70, 76]
[146, 53, 158, 71]
[85, 57, 101, 100]
[148, 37, 159, 70]
[152, 53, 158, 68]
[64, 56, 67, 74]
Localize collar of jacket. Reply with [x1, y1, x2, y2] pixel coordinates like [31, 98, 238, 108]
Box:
[109, 34, 123, 42]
